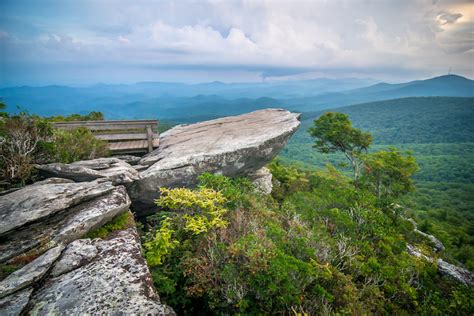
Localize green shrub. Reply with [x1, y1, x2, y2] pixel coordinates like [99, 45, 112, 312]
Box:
[52, 127, 109, 163]
[140, 170, 473, 315]
[197, 172, 254, 207]
[0, 106, 110, 188]
[0, 112, 54, 187]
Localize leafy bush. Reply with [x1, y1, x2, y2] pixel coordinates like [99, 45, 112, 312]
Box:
[0, 104, 110, 188]
[0, 112, 54, 186]
[52, 127, 109, 163]
[197, 172, 254, 207]
[361, 148, 419, 202]
[140, 170, 473, 315]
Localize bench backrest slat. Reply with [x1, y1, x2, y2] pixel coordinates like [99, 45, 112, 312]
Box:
[53, 120, 158, 132]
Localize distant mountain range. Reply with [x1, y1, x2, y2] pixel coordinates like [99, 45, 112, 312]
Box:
[1, 74, 472, 121]
[281, 75, 474, 112]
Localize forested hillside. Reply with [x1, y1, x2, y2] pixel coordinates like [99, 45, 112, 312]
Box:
[291, 97, 474, 144]
[280, 96, 474, 271]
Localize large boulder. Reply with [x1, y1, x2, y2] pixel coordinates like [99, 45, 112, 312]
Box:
[0, 180, 130, 264]
[0, 176, 173, 314]
[27, 228, 174, 315]
[0, 178, 115, 236]
[36, 157, 140, 186]
[130, 109, 300, 211]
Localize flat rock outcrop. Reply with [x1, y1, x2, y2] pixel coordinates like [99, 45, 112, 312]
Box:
[407, 244, 474, 286]
[28, 228, 174, 315]
[0, 178, 115, 236]
[0, 178, 173, 314]
[0, 287, 33, 316]
[0, 226, 173, 315]
[130, 109, 300, 210]
[0, 179, 130, 264]
[36, 157, 139, 185]
[0, 245, 64, 299]
[407, 218, 445, 252]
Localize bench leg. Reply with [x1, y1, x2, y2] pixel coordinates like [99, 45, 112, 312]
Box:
[146, 125, 154, 153]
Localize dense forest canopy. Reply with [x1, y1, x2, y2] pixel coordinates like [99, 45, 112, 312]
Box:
[292, 97, 474, 145]
[280, 96, 474, 275]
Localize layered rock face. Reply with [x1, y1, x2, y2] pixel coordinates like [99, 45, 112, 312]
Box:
[130, 109, 301, 210]
[0, 179, 129, 264]
[36, 157, 139, 185]
[28, 228, 174, 315]
[0, 179, 172, 315]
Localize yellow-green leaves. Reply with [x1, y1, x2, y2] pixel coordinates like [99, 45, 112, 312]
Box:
[143, 218, 179, 267]
[144, 187, 228, 268]
[156, 187, 228, 235]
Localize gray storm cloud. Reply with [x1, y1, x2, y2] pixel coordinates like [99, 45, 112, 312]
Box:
[0, 0, 472, 85]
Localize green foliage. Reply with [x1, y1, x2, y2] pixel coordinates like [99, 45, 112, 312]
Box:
[0, 105, 110, 188]
[47, 111, 109, 163]
[52, 127, 109, 163]
[143, 217, 179, 267]
[402, 181, 474, 270]
[267, 160, 310, 200]
[141, 171, 473, 315]
[142, 184, 231, 311]
[46, 111, 104, 122]
[155, 187, 228, 235]
[361, 148, 419, 201]
[0, 111, 54, 187]
[197, 172, 254, 207]
[309, 112, 372, 180]
[294, 97, 474, 146]
[309, 112, 372, 154]
[85, 211, 134, 239]
[281, 100, 474, 272]
[308, 113, 418, 205]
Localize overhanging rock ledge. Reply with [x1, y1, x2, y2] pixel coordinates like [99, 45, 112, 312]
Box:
[129, 108, 301, 212]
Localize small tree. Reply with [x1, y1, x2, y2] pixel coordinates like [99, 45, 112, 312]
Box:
[360, 148, 418, 201]
[0, 112, 53, 185]
[308, 112, 372, 181]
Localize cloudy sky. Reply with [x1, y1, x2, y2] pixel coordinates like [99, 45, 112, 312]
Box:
[0, 0, 472, 86]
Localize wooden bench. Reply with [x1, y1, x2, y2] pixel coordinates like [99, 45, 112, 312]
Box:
[53, 120, 160, 155]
